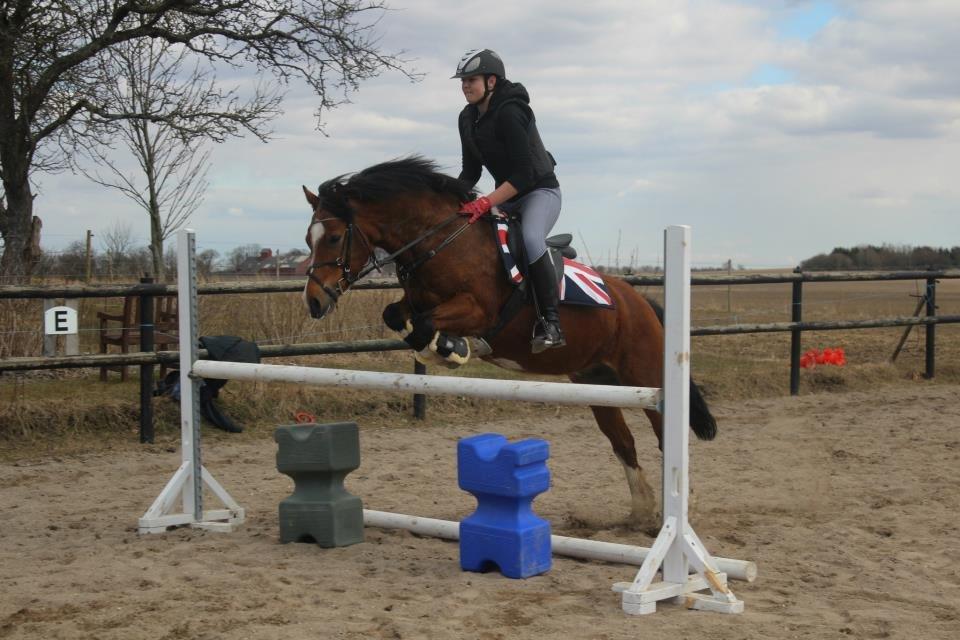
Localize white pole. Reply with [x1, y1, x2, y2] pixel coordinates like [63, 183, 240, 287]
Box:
[619, 225, 745, 615]
[661, 224, 691, 583]
[362, 510, 756, 583]
[177, 228, 203, 520]
[138, 229, 244, 534]
[191, 361, 662, 410]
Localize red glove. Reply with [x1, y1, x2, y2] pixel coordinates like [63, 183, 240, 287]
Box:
[459, 196, 492, 223]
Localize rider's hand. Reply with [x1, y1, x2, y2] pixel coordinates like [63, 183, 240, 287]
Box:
[458, 196, 492, 224]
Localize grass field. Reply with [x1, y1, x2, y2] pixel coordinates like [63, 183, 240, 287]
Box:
[1, 274, 958, 458]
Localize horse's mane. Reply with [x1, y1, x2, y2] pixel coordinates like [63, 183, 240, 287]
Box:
[317, 156, 475, 222]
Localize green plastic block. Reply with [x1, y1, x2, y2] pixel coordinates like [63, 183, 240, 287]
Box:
[275, 422, 363, 548]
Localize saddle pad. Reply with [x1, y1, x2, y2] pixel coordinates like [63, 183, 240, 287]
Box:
[494, 218, 524, 284]
[490, 215, 615, 309]
[560, 258, 615, 308]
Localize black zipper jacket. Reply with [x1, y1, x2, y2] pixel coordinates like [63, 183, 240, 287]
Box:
[458, 80, 558, 200]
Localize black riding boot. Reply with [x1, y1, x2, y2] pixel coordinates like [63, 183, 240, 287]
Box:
[528, 253, 566, 353]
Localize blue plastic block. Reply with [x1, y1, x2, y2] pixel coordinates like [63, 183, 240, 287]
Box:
[458, 433, 551, 579]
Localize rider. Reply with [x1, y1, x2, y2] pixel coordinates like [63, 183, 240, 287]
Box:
[453, 48, 565, 353]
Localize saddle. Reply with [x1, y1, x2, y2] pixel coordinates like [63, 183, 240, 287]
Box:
[477, 210, 612, 352]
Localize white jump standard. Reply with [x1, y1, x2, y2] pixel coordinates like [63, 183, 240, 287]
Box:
[139, 230, 244, 534]
[139, 226, 752, 615]
[613, 225, 744, 614]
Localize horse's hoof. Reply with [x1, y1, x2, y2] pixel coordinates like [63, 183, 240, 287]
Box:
[467, 336, 493, 357]
[628, 509, 660, 533]
[414, 348, 446, 367]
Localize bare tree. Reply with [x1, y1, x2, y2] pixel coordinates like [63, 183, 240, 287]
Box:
[54, 241, 92, 280]
[0, 1, 412, 279]
[227, 244, 263, 273]
[79, 38, 227, 281]
[100, 219, 136, 278]
[196, 248, 220, 279]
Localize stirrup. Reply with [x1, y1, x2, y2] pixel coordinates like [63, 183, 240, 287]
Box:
[530, 321, 566, 354]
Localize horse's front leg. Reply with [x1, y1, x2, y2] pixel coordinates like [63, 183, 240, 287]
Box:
[383, 296, 441, 366]
[404, 292, 493, 368]
[382, 297, 414, 335]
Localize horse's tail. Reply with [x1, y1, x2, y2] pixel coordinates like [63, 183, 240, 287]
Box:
[646, 297, 717, 441]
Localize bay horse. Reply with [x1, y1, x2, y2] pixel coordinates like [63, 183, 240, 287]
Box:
[301, 156, 716, 526]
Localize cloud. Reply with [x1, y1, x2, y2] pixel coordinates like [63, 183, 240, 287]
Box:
[29, 0, 960, 268]
[716, 84, 956, 138]
[850, 189, 909, 209]
[617, 178, 669, 198]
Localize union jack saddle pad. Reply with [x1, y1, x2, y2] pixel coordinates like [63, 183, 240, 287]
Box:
[490, 214, 615, 309]
[559, 257, 615, 308]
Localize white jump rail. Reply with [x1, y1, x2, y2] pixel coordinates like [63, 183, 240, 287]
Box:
[363, 510, 756, 583]
[139, 226, 751, 616]
[192, 361, 662, 410]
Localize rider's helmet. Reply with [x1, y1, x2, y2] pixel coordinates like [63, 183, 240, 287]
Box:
[451, 49, 505, 79]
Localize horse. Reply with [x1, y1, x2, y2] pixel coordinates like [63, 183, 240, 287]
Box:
[300, 156, 716, 526]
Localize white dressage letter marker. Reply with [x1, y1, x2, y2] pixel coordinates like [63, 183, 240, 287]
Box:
[44, 305, 78, 335]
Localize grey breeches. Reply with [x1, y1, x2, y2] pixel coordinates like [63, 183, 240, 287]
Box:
[497, 187, 562, 263]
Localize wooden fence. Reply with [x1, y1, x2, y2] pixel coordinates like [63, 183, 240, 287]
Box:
[3, 269, 960, 441]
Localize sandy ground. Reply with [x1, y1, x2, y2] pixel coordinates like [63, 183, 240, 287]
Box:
[1, 384, 959, 640]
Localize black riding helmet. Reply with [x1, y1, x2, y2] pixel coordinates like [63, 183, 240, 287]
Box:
[452, 48, 505, 79]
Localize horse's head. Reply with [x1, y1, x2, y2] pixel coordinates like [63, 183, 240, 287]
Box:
[301, 157, 476, 319]
[301, 179, 374, 319]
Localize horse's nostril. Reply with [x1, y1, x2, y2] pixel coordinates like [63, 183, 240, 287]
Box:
[308, 297, 324, 319]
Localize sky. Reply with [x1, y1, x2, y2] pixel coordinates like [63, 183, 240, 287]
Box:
[34, 0, 960, 269]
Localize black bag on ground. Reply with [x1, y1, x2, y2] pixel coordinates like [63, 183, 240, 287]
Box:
[153, 336, 260, 432]
[197, 335, 261, 433]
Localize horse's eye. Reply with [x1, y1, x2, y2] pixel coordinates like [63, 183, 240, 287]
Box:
[328, 235, 341, 244]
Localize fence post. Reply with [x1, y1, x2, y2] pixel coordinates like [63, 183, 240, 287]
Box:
[64, 299, 79, 355]
[925, 276, 936, 379]
[789, 269, 803, 396]
[42, 299, 57, 356]
[139, 276, 155, 444]
[413, 359, 426, 420]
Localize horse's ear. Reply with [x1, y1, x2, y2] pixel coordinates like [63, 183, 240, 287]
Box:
[302, 185, 319, 209]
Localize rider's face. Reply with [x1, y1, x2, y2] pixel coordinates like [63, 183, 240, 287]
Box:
[461, 75, 493, 105]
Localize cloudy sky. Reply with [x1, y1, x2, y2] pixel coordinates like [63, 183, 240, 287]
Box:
[37, 0, 960, 268]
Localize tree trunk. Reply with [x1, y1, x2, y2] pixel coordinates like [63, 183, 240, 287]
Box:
[0, 176, 39, 280]
[149, 203, 165, 281]
[142, 120, 166, 282]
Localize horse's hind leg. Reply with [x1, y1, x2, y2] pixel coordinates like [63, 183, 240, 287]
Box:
[585, 405, 658, 527]
[571, 365, 658, 526]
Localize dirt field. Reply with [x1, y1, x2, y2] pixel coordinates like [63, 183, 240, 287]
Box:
[2, 382, 959, 640]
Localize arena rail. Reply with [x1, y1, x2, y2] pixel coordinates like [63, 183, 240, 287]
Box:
[137, 226, 751, 616]
[3, 260, 958, 402]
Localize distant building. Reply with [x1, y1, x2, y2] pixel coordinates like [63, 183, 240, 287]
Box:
[230, 248, 310, 277]
[226, 247, 396, 279]
[257, 249, 312, 276]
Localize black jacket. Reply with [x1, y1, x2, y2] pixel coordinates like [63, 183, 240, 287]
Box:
[458, 81, 558, 200]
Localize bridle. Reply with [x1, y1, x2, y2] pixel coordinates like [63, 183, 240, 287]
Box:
[305, 211, 472, 303]
[304, 216, 370, 304]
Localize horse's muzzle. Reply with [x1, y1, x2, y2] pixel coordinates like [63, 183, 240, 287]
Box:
[306, 291, 337, 319]
[307, 296, 326, 319]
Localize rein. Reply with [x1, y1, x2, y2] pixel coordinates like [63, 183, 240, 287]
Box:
[386, 213, 470, 283]
[306, 212, 470, 300]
